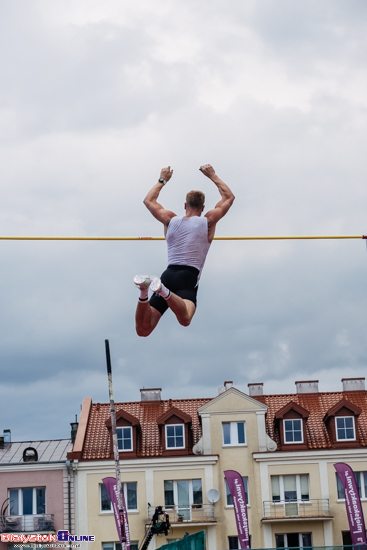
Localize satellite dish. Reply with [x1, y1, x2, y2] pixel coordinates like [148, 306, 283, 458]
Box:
[207, 489, 220, 503]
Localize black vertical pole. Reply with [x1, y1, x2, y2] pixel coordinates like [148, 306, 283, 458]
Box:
[105, 340, 125, 547]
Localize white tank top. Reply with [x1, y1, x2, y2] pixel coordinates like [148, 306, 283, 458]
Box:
[166, 216, 211, 276]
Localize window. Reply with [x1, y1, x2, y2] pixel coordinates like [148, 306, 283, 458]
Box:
[271, 475, 309, 502]
[100, 482, 137, 511]
[335, 417, 355, 441]
[23, 447, 38, 462]
[337, 471, 367, 500]
[117, 427, 132, 451]
[342, 531, 352, 548]
[9, 488, 45, 515]
[275, 533, 312, 549]
[222, 422, 246, 446]
[164, 480, 202, 520]
[165, 424, 185, 449]
[229, 536, 240, 549]
[225, 477, 249, 505]
[228, 535, 251, 550]
[228, 536, 252, 549]
[102, 542, 139, 550]
[283, 419, 303, 443]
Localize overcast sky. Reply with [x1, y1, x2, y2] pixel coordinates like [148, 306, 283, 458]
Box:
[1, 0, 367, 442]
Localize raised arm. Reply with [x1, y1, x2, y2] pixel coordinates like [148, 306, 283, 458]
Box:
[200, 164, 235, 241]
[143, 166, 177, 229]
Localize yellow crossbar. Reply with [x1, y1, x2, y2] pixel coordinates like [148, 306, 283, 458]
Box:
[0, 235, 365, 241]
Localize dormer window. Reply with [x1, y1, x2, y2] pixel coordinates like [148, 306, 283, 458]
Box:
[284, 419, 303, 444]
[335, 416, 355, 441]
[157, 407, 192, 456]
[117, 427, 133, 451]
[274, 401, 309, 450]
[105, 410, 140, 458]
[323, 398, 361, 447]
[165, 424, 185, 449]
[23, 447, 38, 462]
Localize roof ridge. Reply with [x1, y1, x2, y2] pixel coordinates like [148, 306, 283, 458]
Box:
[92, 396, 213, 406]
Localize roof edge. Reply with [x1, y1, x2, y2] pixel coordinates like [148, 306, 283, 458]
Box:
[67, 397, 92, 460]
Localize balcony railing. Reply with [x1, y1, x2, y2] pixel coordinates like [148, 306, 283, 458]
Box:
[0, 514, 55, 532]
[147, 504, 216, 523]
[262, 499, 332, 520]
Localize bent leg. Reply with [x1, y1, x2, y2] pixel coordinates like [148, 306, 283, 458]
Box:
[135, 302, 162, 337]
[166, 294, 196, 327]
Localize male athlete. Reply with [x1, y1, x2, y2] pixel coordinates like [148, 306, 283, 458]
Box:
[134, 164, 235, 337]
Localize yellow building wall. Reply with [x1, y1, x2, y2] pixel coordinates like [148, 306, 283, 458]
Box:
[327, 461, 367, 546]
[207, 404, 265, 549]
[85, 470, 147, 550]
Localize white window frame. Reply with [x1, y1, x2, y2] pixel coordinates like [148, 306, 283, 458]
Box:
[165, 424, 185, 449]
[8, 487, 46, 515]
[271, 475, 310, 503]
[283, 418, 303, 444]
[275, 533, 312, 548]
[225, 477, 249, 506]
[164, 479, 203, 509]
[335, 416, 356, 441]
[116, 426, 133, 451]
[222, 422, 246, 446]
[337, 471, 367, 500]
[100, 482, 138, 513]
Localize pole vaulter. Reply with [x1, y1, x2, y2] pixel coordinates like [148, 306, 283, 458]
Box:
[133, 165, 235, 336]
[0, 163, 365, 337]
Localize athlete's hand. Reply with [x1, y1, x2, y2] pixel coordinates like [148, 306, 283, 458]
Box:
[199, 164, 216, 179]
[160, 166, 173, 183]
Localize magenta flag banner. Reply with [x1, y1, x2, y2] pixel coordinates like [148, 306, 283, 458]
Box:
[224, 470, 250, 549]
[102, 477, 131, 550]
[334, 463, 367, 545]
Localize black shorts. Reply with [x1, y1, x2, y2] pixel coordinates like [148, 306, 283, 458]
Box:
[149, 265, 199, 316]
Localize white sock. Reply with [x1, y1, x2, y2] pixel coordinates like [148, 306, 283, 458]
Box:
[157, 282, 171, 300]
[138, 287, 149, 302]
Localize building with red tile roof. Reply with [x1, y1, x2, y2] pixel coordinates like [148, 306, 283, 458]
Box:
[68, 378, 367, 550]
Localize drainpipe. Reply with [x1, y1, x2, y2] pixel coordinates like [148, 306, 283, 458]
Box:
[66, 459, 72, 548]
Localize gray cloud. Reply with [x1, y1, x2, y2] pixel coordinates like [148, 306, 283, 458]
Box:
[1, 0, 367, 441]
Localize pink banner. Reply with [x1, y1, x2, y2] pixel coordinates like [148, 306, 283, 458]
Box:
[102, 477, 130, 550]
[334, 463, 367, 545]
[224, 470, 250, 549]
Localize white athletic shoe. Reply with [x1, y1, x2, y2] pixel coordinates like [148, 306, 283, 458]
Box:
[150, 278, 171, 299]
[134, 275, 155, 290]
[150, 277, 162, 293]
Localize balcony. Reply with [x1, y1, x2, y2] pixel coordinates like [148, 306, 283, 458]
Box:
[262, 499, 333, 522]
[0, 514, 55, 532]
[147, 504, 216, 524]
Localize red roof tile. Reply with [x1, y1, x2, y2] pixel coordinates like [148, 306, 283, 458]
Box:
[255, 391, 367, 449]
[81, 398, 211, 460]
[76, 390, 367, 460]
